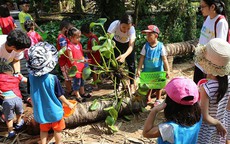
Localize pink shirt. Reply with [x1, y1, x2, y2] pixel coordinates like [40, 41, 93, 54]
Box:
[27, 31, 42, 46]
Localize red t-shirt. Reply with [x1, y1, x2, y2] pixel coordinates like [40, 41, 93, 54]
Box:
[56, 33, 69, 66]
[0, 73, 22, 98]
[67, 42, 85, 78]
[0, 16, 15, 34]
[87, 35, 100, 65]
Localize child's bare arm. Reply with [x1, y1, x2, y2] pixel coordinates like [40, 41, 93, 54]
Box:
[162, 56, 170, 78]
[59, 95, 75, 109]
[136, 55, 145, 77]
[143, 102, 167, 138]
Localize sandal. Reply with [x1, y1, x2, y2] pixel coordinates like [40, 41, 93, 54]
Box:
[75, 96, 86, 103]
[80, 93, 92, 98]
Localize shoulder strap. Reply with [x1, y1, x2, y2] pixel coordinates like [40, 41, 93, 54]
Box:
[214, 15, 225, 38]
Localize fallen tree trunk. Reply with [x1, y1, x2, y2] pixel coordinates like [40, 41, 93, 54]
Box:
[22, 96, 147, 135]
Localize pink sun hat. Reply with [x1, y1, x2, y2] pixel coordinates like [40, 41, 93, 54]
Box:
[165, 77, 199, 105]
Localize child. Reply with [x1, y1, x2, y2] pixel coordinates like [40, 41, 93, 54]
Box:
[18, 0, 43, 33]
[67, 27, 91, 103]
[136, 25, 170, 106]
[80, 23, 100, 90]
[143, 77, 202, 143]
[0, 4, 16, 34]
[0, 58, 27, 138]
[26, 42, 74, 144]
[56, 20, 73, 95]
[24, 20, 43, 46]
[195, 38, 230, 143]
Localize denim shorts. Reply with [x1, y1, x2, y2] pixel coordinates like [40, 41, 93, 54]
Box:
[73, 77, 84, 91]
[2, 97, 23, 120]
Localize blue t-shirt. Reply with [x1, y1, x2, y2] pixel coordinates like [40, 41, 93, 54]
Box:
[28, 73, 65, 124]
[143, 42, 164, 72]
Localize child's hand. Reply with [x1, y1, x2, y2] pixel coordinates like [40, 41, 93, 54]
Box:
[215, 121, 227, 137]
[68, 103, 75, 110]
[166, 70, 170, 79]
[151, 101, 166, 113]
[136, 70, 141, 78]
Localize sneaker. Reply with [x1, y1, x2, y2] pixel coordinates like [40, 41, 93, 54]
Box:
[7, 131, 16, 139]
[15, 119, 24, 130]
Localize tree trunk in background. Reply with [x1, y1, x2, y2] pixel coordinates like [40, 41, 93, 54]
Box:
[32, 0, 39, 19]
[74, 0, 84, 13]
[134, 0, 140, 25]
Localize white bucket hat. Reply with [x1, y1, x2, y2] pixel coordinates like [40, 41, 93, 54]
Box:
[26, 42, 58, 76]
[194, 38, 230, 76]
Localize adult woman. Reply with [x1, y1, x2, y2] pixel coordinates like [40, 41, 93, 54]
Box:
[194, 0, 228, 84]
[107, 14, 136, 93]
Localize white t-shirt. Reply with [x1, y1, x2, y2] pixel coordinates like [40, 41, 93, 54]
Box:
[199, 15, 228, 45]
[0, 35, 24, 62]
[107, 20, 136, 43]
[140, 43, 167, 56]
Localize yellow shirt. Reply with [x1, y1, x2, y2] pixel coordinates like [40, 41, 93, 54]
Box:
[18, 11, 33, 31]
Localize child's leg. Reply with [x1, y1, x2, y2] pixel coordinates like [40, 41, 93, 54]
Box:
[61, 65, 72, 93]
[92, 73, 98, 89]
[146, 89, 152, 103]
[65, 80, 72, 93]
[54, 131, 62, 144]
[40, 131, 48, 144]
[6, 119, 14, 132]
[155, 89, 162, 101]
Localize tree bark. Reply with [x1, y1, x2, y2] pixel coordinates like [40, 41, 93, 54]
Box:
[22, 96, 147, 135]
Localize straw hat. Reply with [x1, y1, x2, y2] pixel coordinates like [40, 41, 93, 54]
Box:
[194, 38, 230, 76]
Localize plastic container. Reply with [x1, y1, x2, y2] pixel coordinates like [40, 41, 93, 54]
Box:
[139, 71, 167, 89]
[63, 100, 77, 118]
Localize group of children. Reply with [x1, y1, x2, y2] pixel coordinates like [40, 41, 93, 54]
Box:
[1, 1, 230, 143]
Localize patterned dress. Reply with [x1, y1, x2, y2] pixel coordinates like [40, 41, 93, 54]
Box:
[197, 77, 230, 143]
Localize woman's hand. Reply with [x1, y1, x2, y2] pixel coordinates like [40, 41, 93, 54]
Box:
[116, 54, 126, 63]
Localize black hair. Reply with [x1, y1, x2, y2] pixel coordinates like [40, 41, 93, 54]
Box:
[215, 75, 228, 103]
[67, 27, 80, 38]
[0, 58, 13, 73]
[6, 30, 31, 50]
[164, 96, 201, 127]
[59, 19, 72, 31]
[120, 14, 133, 24]
[18, 0, 30, 5]
[202, 0, 227, 17]
[24, 20, 34, 32]
[80, 23, 90, 34]
[0, 4, 10, 17]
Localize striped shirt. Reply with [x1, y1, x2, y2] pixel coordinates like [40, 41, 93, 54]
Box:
[197, 77, 230, 143]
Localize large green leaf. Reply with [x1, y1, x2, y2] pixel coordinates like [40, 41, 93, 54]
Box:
[96, 18, 107, 25]
[109, 125, 118, 132]
[105, 116, 115, 126]
[89, 99, 100, 111]
[82, 66, 91, 80]
[102, 50, 111, 59]
[92, 45, 105, 51]
[68, 66, 77, 77]
[58, 46, 67, 58]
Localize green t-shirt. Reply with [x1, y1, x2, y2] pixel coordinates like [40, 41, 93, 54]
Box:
[18, 11, 33, 31]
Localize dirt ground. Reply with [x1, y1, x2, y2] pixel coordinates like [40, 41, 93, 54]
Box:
[0, 60, 194, 144]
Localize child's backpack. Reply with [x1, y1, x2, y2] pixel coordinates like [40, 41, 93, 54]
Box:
[214, 15, 230, 43]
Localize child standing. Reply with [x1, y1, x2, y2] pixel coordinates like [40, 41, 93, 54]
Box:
[143, 77, 202, 143]
[67, 27, 91, 103]
[18, 0, 43, 33]
[24, 20, 43, 46]
[56, 20, 73, 95]
[26, 42, 74, 144]
[0, 4, 16, 34]
[136, 25, 170, 106]
[195, 38, 230, 143]
[0, 58, 27, 138]
[81, 23, 100, 89]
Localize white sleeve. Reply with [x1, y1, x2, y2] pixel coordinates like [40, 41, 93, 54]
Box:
[107, 20, 119, 34]
[14, 51, 24, 60]
[216, 19, 228, 40]
[129, 26, 136, 40]
[140, 44, 146, 56]
[158, 123, 174, 143]
[161, 45, 167, 56]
